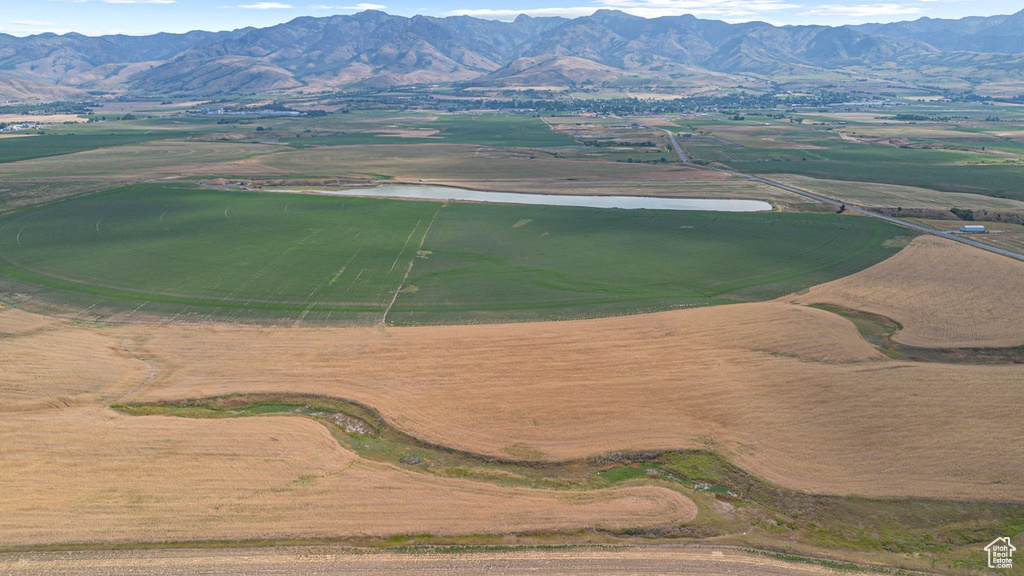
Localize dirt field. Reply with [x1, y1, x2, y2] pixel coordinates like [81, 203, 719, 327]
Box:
[795, 235, 1024, 348]
[0, 546, 849, 575]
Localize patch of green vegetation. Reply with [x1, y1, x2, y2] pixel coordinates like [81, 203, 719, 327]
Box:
[0, 131, 189, 164]
[597, 465, 651, 483]
[0, 184, 913, 325]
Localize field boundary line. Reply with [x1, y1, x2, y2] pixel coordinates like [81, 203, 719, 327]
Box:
[381, 204, 443, 326]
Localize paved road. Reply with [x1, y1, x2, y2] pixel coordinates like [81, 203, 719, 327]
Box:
[655, 126, 1024, 262]
[741, 172, 1024, 262]
[663, 129, 689, 163]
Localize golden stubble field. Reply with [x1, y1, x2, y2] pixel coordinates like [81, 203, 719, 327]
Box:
[796, 235, 1024, 348]
[1, 235, 1022, 548]
[0, 307, 695, 546]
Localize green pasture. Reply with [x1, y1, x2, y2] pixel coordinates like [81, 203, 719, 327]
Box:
[0, 131, 188, 164]
[390, 202, 912, 323]
[284, 114, 577, 149]
[0, 184, 912, 324]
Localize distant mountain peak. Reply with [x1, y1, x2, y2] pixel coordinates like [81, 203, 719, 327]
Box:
[0, 9, 1021, 96]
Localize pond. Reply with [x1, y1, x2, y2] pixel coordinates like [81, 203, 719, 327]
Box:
[271, 185, 774, 212]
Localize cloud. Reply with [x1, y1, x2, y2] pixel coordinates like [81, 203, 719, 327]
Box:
[13, 20, 58, 26]
[801, 3, 925, 17]
[598, 0, 799, 17]
[448, 0, 799, 20]
[237, 1, 293, 8]
[446, 7, 598, 18]
[104, 0, 177, 3]
[310, 3, 385, 9]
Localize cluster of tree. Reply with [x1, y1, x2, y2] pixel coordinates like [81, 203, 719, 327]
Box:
[951, 207, 975, 221]
[581, 140, 659, 148]
[320, 90, 859, 116]
[617, 157, 670, 164]
[0, 101, 95, 115]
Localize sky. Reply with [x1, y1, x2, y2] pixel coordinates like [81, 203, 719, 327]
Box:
[0, 0, 1020, 37]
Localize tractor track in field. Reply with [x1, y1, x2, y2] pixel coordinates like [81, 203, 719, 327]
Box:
[381, 204, 443, 326]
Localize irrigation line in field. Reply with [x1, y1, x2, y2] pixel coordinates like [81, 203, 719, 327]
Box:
[381, 204, 444, 326]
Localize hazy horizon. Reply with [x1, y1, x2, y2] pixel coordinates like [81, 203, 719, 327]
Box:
[1, 0, 1019, 38]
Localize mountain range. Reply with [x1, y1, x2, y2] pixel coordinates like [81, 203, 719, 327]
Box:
[2, 9, 1023, 99]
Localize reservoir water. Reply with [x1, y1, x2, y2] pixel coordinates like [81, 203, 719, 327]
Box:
[273, 185, 774, 212]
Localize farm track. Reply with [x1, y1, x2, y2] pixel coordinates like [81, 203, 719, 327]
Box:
[0, 546, 875, 575]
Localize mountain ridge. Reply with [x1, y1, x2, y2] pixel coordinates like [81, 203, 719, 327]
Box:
[2, 9, 1022, 98]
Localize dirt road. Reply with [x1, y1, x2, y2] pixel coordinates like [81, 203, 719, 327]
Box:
[0, 546, 853, 575]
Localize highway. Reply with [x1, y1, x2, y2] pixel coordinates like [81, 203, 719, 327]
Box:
[663, 129, 689, 163]
[742, 172, 1024, 262]
[660, 130, 1024, 262]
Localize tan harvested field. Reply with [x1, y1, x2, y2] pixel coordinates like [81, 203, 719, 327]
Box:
[771, 173, 1024, 211]
[906, 218, 1024, 254]
[0, 546, 848, 575]
[113, 293, 1024, 501]
[0, 311, 145, 411]
[0, 114, 87, 123]
[0, 408, 692, 546]
[795, 235, 1024, 348]
[0, 304, 694, 546]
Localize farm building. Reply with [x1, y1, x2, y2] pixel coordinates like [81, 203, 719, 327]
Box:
[959, 224, 987, 233]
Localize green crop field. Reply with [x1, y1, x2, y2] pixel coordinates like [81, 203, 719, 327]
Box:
[390, 203, 913, 323]
[429, 115, 578, 147]
[0, 131, 187, 164]
[0, 184, 913, 324]
[724, 145, 1024, 202]
[675, 111, 1024, 202]
[284, 115, 578, 149]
